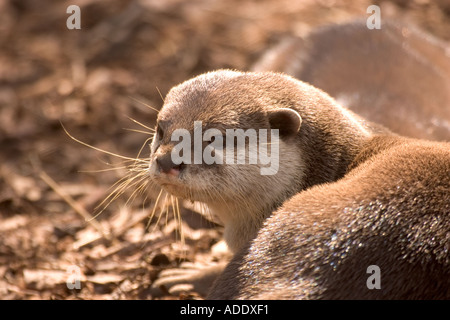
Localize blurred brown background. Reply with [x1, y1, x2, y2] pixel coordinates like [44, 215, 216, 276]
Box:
[0, 0, 449, 299]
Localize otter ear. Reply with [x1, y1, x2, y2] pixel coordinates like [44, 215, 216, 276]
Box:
[267, 108, 302, 138]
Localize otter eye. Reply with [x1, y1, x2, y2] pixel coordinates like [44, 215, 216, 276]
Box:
[157, 124, 164, 140]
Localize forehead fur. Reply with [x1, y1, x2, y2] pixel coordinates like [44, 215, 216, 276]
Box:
[158, 70, 308, 131]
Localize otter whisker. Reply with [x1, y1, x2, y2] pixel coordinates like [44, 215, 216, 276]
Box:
[94, 167, 149, 216]
[128, 95, 160, 113]
[176, 197, 184, 246]
[134, 137, 154, 167]
[122, 174, 150, 208]
[159, 193, 170, 229]
[93, 173, 134, 217]
[62, 123, 141, 162]
[123, 128, 155, 135]
[126, 116, 156, 133]
[78, 165, 129, 173]
[145, 188, 164, 232]
[155, 86, 165, 103]
[170, 195, 181, 244]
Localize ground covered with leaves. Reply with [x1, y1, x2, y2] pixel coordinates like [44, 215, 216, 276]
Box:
[0, 0, 449, 300]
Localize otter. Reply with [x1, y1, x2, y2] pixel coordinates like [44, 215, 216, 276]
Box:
[252, 20, 450, 141]
[209, 135, 450, 299]
[148, 70, 389, 296]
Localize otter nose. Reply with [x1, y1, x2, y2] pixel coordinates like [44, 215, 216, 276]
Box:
[156, 153, 182, 175]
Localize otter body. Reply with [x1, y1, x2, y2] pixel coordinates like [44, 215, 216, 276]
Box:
[149, 70, 449, 300]
[209, 135, 450, 299]
[149, 70, 386, 253]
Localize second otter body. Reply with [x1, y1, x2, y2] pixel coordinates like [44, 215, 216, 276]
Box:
[209, 135, 450, 299]
[253, 20, 450, 141]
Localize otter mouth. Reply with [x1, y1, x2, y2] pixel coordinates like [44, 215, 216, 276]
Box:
[149, 160, 210, 201]
[157, 179, 190, 198]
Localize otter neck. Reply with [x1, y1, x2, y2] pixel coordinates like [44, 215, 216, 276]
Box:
[208, 201, 275, 253]
[298, 112, 374, 188]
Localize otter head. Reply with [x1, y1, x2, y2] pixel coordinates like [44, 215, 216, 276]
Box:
[148, 70, 305, 251]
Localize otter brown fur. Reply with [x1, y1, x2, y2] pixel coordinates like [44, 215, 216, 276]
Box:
[209, 135, 450, 299]
[253, 20, 450, 141]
